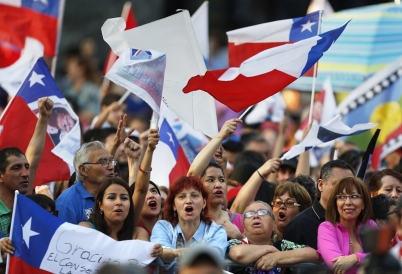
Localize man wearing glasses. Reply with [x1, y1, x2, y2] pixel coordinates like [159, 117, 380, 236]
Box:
[56, 138, 140, 224]
[283, 160, 355, 250]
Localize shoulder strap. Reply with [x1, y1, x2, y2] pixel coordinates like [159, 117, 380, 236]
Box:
[87, 221, 96, 229]
[229, 211, 237, 222]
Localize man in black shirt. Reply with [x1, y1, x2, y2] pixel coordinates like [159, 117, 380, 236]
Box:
[283, 160, 354, 249]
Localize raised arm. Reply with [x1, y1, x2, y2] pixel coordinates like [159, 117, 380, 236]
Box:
[187, 119, 241, 177]
[106, 114, 136, 157]
[26, 97, 54, 194]
[295, 122, 311, 176]
[230, 158, 281, 214]
[267, 118, 286, 183]
[132, 129, 159, 227]
[92, 102, 119, 129]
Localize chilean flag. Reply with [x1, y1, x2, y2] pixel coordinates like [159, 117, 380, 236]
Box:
[7, 193, 155, 274]
[0, 58, 80, 186]
[183, 22, 349, 112]
[0, 0, 61, 59]
[227, 10, 321, 74]
[151, 119, 191, 188]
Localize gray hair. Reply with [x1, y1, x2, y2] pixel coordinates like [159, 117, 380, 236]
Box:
[74, 141, 106, 181]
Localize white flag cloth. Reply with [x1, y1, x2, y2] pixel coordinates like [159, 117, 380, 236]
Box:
[102, 11, 218, 137]
[282, 115, 377, 160]
[106, 48, 166, 114]
[0, 37, 44, 96]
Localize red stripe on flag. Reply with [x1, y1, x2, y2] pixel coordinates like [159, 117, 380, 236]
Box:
[183, 69, 297, 112]
[168, 148, 190, 187]
[9, 256, 53, 274]
[0, 97, 70, 186]
[228, 42, 289, 67]
[0, 4, 57, 56]
[228, 42, 315, 77]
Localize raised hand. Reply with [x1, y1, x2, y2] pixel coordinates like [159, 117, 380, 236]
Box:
[259, 158, 282, 177]
[123, 138, 141, 160]
[213, 145, 227, 168]
[217, 118, 242, 140]
[116, 114, 136, 145]
[147, 129, 160, 151]
[37, 97, 54, 119]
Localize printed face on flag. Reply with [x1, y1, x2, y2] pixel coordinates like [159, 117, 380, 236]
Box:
[0, 58, 79, 185]
[28, 96, 78, 146]
[106, 48, 166, 113]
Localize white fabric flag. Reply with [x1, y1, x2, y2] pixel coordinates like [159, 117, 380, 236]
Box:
[102, 11, 218, 138]
[282, 115, 377, 160]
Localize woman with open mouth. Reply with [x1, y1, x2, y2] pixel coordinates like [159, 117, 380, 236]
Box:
[318, 177, 377, 274]
[187, 118, 246, 239]
[150, 176, 228, 274]
[272, 182, 312, 241]
[228, 200, 319, 274]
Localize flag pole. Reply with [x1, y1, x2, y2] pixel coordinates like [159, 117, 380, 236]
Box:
[118, 90, 131, 105]
[50, 0, 66, 78]
[5, 191, 19, 274]
[238, 105, 253, 120]
[150, 111, 160, 130]
[307, 10, 323, 124]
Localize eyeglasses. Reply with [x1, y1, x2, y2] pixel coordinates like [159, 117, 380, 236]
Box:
[244, 209, 275, 220]
[82, 158, 116, 168]
[335, 194, 362, 201]
[272, 200, 301, 208]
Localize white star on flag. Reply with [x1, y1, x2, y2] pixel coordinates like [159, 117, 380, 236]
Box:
[300, 20, 316, 32]
[29, 71, 45, 87]
[22, 217, 39, 248]
[167, 132, 175, 146]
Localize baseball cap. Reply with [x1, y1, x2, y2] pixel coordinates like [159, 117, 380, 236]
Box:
[279, 151, 298, 170]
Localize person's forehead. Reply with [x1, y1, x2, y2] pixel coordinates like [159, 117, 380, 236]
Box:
[328, 167, 354, 181]
[245, 202, 269, 212]
[6, 154, 28, 167]
[205, 167, 224, 177]
[88, 148, 111, 160]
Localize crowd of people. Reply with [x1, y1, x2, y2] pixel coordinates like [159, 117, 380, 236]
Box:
[0, 66, 402, 273]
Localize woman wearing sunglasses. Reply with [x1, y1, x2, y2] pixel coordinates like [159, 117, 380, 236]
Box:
[317, 177, 377, 274]
[228, 201, 319, 274]
[272, 182, 312, 241]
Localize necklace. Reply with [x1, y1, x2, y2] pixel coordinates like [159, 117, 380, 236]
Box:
[312, 205, 320, 220]
[349, 238, 352, 245]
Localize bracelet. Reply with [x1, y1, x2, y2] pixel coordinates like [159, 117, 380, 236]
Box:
[138, 164, 152, 174]
[257, 170, 264, 180]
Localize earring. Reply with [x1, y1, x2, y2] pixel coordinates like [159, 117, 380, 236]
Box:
[173, 211, 177, 218]
[202, 209, 204, 216]
[100, 210, 104, 215]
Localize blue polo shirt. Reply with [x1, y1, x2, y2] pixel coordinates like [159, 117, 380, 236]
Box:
[55, 180, 96, 224]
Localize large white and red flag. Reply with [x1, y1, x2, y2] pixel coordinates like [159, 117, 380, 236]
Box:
[227, 10, 321, 77]
[0, 58, 80, 186]
[0, 0, 63, 67]
[183, 22, 349, 112]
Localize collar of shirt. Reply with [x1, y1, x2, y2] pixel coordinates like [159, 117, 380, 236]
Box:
[174, 221, 207, 246]
[0, 199, 10, 216]
[75, 180, 95, 200]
